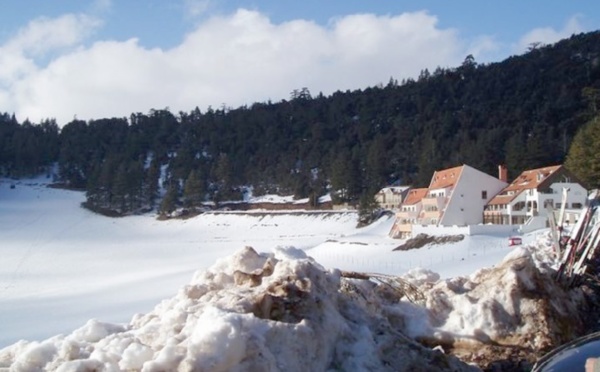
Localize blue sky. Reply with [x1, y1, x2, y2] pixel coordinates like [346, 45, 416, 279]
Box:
[0, 0, 598, 125]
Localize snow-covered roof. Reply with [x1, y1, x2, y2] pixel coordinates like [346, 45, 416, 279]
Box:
[378, 186, 410, 194]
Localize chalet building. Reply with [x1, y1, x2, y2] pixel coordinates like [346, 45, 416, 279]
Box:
[389, 188, 427, 238]
[483, 165, 587, 228]
[375, 186, 410, 210]
[422, 165, 507, 226]
[389, 164, 507, 238]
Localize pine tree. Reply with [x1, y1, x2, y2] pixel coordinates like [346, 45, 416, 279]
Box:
[183, 169, 205, 208]
[565, 115, 600, 188]
[357, 193, 380, 227]
[159, 183, 179, 216]
[112, 163, 130, 212]
[144, 157, 161, 208]
[212, 153, 235, 201]
[329, 151, 351, 202]
[505, 130, 527, 179]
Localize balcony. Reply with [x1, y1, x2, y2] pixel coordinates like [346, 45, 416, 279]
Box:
[483, 210, 503, 216]
[396, 209, 419, 220]
[420, 209, 441, 223]
[483, 213, 511, 225]
[422, 195, 447, 210]
[389, 220, 413, 239]
[393, 223, 412, 233]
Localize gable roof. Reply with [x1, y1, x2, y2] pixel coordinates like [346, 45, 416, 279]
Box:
[402, 188, 428, 205]
[428, 165, 464, 190]
[378, 186, 410, 194]
[487, 165, 562, 205]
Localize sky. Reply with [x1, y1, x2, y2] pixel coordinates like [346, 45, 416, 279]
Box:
[0, 1, 598, 126]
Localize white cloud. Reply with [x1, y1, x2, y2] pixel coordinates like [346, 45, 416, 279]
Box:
[514, 15, 583, 54]
[2, 9, 467, 126]
[0, 13, 102, 111]
[184, 0, 211, 18]
[466, 35, 501, 63]
[5, 14, 101, 56]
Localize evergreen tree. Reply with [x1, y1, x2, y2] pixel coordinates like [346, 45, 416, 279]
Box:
[3, 31, 600, 214]
[212, 153, 235, 201]
[565, 115, 600, 188]
[183, 169, 205, 208]
[112, 163, 130, 212]
[159, 183, 179, 216]
[357, 193, 380, 227]
[505, 130, 527, 179]
[126, 159, 145, 211]
[144, 157, 161, 208]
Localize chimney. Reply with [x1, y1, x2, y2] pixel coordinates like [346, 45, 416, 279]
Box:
[498, 165, 508, 183]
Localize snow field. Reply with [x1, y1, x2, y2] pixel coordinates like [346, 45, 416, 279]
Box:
[0, 177, 548, 367]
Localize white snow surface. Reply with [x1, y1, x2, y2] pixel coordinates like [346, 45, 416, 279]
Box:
[0, 177, 564, 370]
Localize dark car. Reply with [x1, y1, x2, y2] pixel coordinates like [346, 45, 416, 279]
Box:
[532, 331, 600, 371]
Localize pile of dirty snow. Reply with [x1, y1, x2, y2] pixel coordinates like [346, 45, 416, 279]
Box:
[0, 246, 475, 371]
[1, 233, 593, 371]
[401, 233, 590, 368]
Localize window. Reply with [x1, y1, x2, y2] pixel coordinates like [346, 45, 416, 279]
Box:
[513, 201, 526, 211]
[481, 191, 487, 199]
[572, 203, 583, 209]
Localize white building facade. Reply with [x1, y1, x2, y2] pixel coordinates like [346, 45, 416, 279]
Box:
[484, 165, 587, 229]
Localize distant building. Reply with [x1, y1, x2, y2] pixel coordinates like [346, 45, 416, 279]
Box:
[484, 165, 587, 230]
[389, 164, 507, 238]
[375, 186, 410, 211]
[421, 165, 507, 226]
[389, 188, 427, 239]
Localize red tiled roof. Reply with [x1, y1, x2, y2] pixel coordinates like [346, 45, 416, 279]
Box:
[487, 165, 562, 205]
[428, 165, 463, 190]
[402, 188, 428, 205]
[486, 194, 519, 205]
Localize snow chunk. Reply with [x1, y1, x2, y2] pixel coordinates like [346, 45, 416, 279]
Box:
[119, 342, 154, 370]
[0, 246, 475, 371]
[69, 319, 127, 343]
[55, 359, 104, 372]
[11, 341, 57, 371]
[273, 245, 309, 260]
[182, 307, 250, 371]
[419, 236, 585, 351]
[402, 267, 440, 287]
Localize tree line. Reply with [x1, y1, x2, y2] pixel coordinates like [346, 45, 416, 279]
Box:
[1, 31, 600, 216]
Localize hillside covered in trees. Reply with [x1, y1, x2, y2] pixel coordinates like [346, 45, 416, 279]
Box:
[1, 31, 600, 216]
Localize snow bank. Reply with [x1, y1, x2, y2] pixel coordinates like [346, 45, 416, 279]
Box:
[414, 235, 586, 352]
[0, 246, 475, 371]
